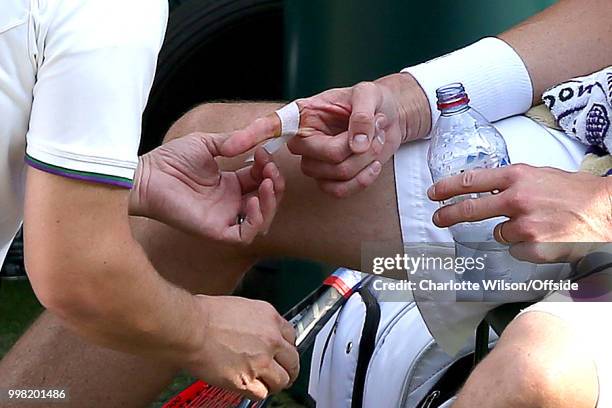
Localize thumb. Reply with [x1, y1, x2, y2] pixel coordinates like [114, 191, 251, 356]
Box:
[348, 82, 383, 154]
[220, 114, 281, 157]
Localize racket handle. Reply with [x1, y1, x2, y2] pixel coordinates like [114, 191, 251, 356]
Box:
[238, 399, 266, 408]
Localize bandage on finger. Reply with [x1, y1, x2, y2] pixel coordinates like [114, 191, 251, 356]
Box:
[245, 101, 300, 162]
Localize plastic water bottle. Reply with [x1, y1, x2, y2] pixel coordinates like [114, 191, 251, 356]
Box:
[427, 83, 514, 299]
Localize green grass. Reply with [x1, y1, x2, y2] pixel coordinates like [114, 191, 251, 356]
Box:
[0, 279, 44, 357]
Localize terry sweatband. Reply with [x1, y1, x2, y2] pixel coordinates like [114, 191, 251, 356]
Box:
[262, 101, 300, 154]
[402, 37, 533, 133]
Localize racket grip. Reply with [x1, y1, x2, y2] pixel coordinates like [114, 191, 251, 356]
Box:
[238, 399, 265, 408]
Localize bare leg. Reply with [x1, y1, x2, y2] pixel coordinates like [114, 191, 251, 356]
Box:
[0, 102, 402, 407]
[453, 311, 598, 408]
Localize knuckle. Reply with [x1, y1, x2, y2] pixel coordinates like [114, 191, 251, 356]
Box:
[508, 163, 529, 180]
[460, 199, 477, 219]
[355, 81, 376, 93]
[255, 299, 275, 314]
[356, 173, 371, 189]
[264, 302, 279, 316]
[258, 331, 280, 351]
[300, 159, 316, 177]
[326, 145, 346, 163]
[336, 162, 353, 180]
[351, 111, 373, 125]
[505, 190, 527, 212]
[268, 335, 283, 350]
[331, 185, 349, 199]
[461, 170, 476, 188]
[516, 220, 538, 241]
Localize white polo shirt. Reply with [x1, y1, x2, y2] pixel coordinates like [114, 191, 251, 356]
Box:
[0, 0, 168, 264]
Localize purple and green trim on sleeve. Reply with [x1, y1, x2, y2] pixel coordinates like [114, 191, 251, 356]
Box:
[25, 154, 133, 188]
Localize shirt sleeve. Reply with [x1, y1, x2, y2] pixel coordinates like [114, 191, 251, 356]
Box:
[25, 0, 168, 188]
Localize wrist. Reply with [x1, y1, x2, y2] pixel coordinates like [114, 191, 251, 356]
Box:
[181, 294, 217, 372]
[179, 295, 208, 370]
[402, 37, 533, 133]
[375, 73, 431, 143]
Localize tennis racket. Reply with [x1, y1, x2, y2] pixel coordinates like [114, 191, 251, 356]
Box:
[162, 268, 365, 408]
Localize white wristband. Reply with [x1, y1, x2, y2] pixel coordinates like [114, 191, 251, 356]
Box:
[402, 37, 533, 133]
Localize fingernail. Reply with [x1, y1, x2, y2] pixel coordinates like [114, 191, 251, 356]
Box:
[427, 184, 435, 197]
[433, 211, 441, 225]
[371, 161, 382, 175]
[375, 117, 384, 131]
[353, 134, 369, 149]
[376, 130, 386, 145]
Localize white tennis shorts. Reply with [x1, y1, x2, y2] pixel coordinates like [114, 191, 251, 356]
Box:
[394, 115, 611, 406]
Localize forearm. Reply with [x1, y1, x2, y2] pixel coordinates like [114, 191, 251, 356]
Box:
[51, 242, 203, 366]
[390, 0, 612, 142]
[501, 0, 612, 102]
[25, 169, 203, 369]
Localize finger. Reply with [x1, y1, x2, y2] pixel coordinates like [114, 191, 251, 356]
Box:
[279, 319, 296, 345]
[262, 160, 286, 201]
[349, 82, 382, 154]
[235, 148, 276, 193]
[275, 344, 300, 384]
[222, 196, 263, 244]
[257, 178, 277, 234]
[301, 149, 378, 181]
[428, 167, 516, 202]
[235, 165, 260, 193]
[240, 196, 264, 243]
[220, 114, 281, 157]
[371, 114, 387, 155]
[498, 219, 535, 243]
[244, 379, 270, 401]
[493, 221, 512, 245]
[288, 132, 352, 164]
[433, 194, 506, 227]
[258, 361, 292, 395]
[196, 132, 231, 157]
[318, 160, 383, 198]
[251, 147, 275, 181]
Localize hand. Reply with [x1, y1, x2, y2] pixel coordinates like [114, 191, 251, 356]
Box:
[221, 73, 430, 197]
[188, 295, 299, 400]
[428, 164, 612, 263]
[130, 132, 285, 244]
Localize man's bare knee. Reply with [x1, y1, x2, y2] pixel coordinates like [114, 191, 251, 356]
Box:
[456, 312, 598, 408]
[165, 102, 282, 141]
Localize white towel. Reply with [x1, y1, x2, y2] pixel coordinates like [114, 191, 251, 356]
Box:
[543, 68, 612, 163]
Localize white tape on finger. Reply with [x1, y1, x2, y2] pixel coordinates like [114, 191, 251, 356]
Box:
[244, 101, 300, 162]
[262, 101, 300, 154]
